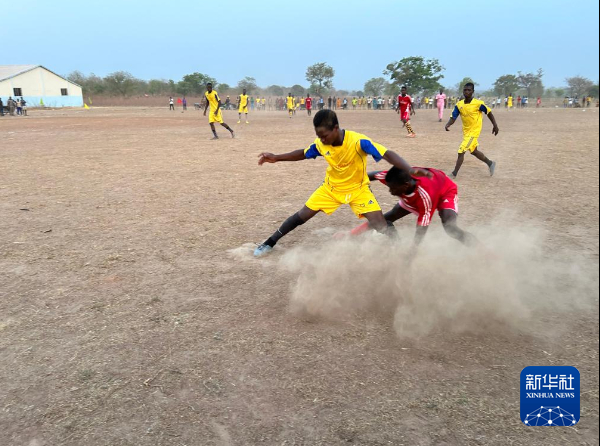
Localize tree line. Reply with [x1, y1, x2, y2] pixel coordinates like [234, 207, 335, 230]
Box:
[67, 59, 598, 100]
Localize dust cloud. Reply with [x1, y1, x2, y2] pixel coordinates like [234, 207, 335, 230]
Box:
[278, 220, 598, 338]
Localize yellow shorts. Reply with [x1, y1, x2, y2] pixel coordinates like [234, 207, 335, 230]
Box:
[209, 110, 223, 124]
[305, 184, 381, 217]
[458, 136, 479, 154]
[239, 106, 248, 113]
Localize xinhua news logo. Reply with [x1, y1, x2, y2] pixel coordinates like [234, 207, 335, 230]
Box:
[520, 366, 580, 426]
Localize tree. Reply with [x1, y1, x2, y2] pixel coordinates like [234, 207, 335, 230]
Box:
[565, 76, 594, 97]
[384, 56, 444, 93]
[364, 77, 387, 96]
[180, 72, 217, 95]
[455, 77, 478, 95]
[493, 74, 520, 96]
[266, 85, 284, 96]
[290, 84, 305, 96]
[237, 76, 258, 93]
[104, 71, 137, 96]
[588, 84, 599, 98]
[305, 62, 335, 95]
[517, 69, 544, 97]
[384, 83, 400, 97]
[148, 79, 170, 95]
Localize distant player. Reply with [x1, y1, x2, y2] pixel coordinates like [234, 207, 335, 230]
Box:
[435, 88, 447, 122]
[305, 93, 313, 116]
[396, 86, 416, 138]
[237, 88, 249, 124]
[286, 93, 295, 118]
[346, 167, 477, 251]
[445, 83, 498, 178]
[203, 83, 235, 140]
[253, 110, 432, 257]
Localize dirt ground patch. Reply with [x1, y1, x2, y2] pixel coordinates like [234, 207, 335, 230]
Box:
[1, 106, 598, 445]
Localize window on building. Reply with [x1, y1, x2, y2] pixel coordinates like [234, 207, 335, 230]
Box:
[13, 88, 22, 96]
[61, 88, 68, 96]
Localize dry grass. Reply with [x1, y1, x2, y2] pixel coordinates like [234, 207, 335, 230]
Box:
[0, 106, 598, 445]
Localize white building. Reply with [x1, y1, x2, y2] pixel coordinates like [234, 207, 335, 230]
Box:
[0, 65, 83, 107]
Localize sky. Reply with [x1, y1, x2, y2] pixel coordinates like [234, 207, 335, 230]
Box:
[2, 0, 598, 91]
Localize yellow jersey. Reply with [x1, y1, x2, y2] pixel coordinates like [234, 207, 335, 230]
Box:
[287, 96, 295, 109]
[205, 90, 220, 111]
[451, 99, 491, 137]
[239, 94, 248, 107]
[303, 130, 388, 192]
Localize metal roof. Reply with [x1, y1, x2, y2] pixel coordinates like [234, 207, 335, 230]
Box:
[0, 65, 81, 87]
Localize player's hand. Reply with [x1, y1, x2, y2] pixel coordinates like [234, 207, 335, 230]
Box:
[214, 110, 219, 116]
[492, 125, 499, 136]
[411, 110, 416, 116]
[410, 168, 433, 179]
[203, 111, 207, 116]
[258, 152, 278, 165]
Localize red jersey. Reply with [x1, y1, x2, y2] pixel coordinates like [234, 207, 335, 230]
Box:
[305, 97, 312, 110]
[374, 168, 458, 227]
[397, 94, 412, 112]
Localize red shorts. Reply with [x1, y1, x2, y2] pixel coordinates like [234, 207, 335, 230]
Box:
[400, 109, 410, 121]
[438, 183, 458, 214]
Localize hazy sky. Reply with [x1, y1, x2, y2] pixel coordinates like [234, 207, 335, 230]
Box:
[2, 0, 598, 91]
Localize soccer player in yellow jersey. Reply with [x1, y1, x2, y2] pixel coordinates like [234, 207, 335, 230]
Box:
[203, 83, 234, 139]
[445, 83, 499, 178]
[253, 110, 432, 256]
[237, 88, 249, 124]
[286, 93, 295, 118]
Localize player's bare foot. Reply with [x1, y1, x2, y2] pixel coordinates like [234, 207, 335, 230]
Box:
[231, 132, 235, 139]
[211, 136, 219, 140]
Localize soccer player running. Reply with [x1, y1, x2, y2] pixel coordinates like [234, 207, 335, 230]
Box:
[305, 93, 313, 116]
[345, 167, 477, 253]
[203, 83, 235, 140]
[237, 88, 250, 124]
[253, 110, 432, 257]
[435, 88, 447, 122]
[286, 93, 295, 118]
[396, 86, 416, 138]
[445, 83, 498, 178]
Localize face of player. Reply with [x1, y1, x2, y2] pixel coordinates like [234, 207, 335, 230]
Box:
[243, 89, 246, 94]
[207, 85, 213, 93]
[401, 88, 407, 96]
[315, 125, 340, 146]
[463, 86, 474, 99]
[387, 182, 411, 197]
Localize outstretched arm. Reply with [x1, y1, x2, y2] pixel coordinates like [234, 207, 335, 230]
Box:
[203, 98, 209, 115]
[383, 151, 432, 178]
[487, 112, 499, 135]
[258, 149, 306, 165]
[445, 105, 459, 131]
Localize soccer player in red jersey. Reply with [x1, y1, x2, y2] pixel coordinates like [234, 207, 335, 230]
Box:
[305, 93, 313, 116]
[346, 167, 477, 248]
[396, 86, 416, 138]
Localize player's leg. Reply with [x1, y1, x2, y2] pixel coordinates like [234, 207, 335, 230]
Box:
[238, 112, 242, 123]
[210, 123, 218, 139]
[451, 152, 466, 178]
[405, 118, 415, 136]
[254, 206, 320, 256]
[245, 112, 249, 123]
[471, 148, 495, 176]
[220, 122, 235, 137]
[440, 209, 478, 246]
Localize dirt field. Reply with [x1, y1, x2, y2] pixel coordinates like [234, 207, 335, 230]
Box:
[1, 106, 598, 446]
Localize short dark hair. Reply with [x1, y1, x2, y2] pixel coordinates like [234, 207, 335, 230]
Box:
[401, 85, 407, 89]
[464, 82, 475, 89]
[385, 166, 413, 185]
[313, 109, 339, 130]
[207, 82, 213, 86]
